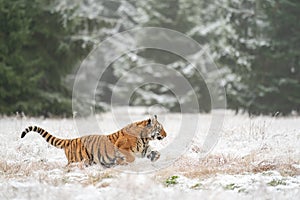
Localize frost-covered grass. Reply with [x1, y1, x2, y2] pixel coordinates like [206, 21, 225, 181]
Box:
[0, 109, 300, 199]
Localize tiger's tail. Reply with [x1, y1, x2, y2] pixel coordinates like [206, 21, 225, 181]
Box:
[21, 126, 68, 149]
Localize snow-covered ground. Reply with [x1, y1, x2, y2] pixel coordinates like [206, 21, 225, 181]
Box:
[0, 108, 300, 199]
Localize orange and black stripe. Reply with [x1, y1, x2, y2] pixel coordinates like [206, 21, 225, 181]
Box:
[21, 126, 67, 149]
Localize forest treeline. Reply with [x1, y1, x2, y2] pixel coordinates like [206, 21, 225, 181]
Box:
[0, 0, 299, 116]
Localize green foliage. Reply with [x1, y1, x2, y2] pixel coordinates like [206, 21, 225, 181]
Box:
[223, 183, 241, 190]
[165, 175, 179, 186]
[0, 0, 89, 116]
[123, 0, 211, 112]
[190, 183, 203, 189]
[223, 0, 300, 115]
[1, 0, 299, 116]
[267, 179, 287, 187]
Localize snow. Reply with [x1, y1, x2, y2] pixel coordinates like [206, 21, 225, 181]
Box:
[0, 109, 300, 199]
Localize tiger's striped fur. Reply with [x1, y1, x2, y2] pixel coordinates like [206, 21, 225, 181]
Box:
[21, 115, 167, 167]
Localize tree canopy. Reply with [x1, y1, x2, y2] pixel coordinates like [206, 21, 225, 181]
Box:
[0, 0, 89, 116]
[0, 0, 299, 116]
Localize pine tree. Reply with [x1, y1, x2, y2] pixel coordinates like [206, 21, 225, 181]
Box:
[0, 0, 88, 116]
[222, 0, 300, 115]
[107, 0, 213, 112]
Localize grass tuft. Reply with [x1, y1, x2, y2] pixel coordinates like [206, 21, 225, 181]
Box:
[190, 183, 202, 189]
[267, 179, 287, 187]
[165, 175, 179, 187]
[223, 183, 241, 190]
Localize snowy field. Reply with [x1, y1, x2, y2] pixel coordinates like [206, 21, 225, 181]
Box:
[0, 108, 300, 200]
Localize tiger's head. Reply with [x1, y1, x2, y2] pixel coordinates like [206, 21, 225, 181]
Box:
[145, 115, 167, 140]
[124, 115, 167, 140]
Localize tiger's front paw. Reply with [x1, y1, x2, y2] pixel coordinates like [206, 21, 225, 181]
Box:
[147, 150, 160, 162]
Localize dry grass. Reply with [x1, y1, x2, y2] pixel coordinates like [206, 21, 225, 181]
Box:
[0, 160, 61, 178]
[1, 152, 299, 187]
[0, 160, 117, 187]
[156, 153, 300, 180]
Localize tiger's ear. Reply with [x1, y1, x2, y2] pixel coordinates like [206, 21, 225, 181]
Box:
[147, 118, 152, 127]
[147, 115, 157, 127]
[152, 115, 157, 122]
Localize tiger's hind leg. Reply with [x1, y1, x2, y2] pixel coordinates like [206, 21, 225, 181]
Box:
[63, 139, 91, 166]
[77, 159, 93, 169]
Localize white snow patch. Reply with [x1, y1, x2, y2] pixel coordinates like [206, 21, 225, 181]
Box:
[0, 110, 300, 199]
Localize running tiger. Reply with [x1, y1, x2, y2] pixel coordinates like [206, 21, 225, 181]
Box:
[21, 115, 167, 167]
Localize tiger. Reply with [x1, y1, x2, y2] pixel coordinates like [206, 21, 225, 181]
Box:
[21, 115, 167, 168]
